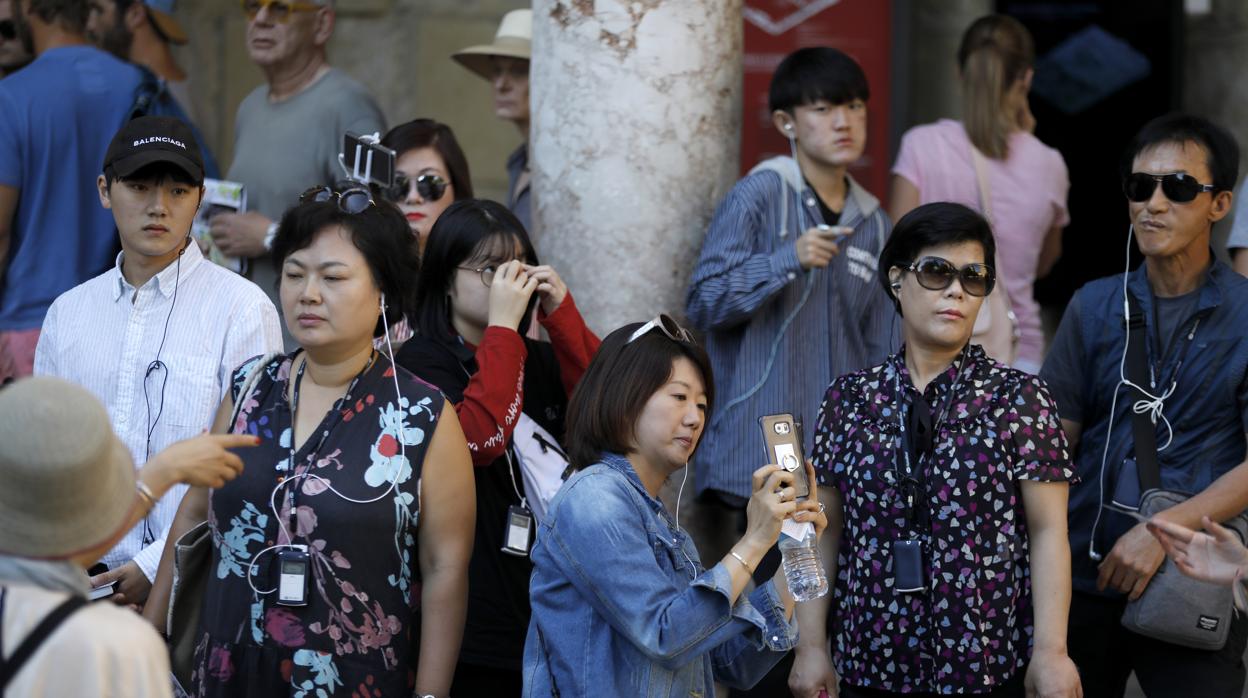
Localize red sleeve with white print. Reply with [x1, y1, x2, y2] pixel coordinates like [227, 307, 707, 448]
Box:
[455, 326, 528, 466]
[538, 292, 602, 396]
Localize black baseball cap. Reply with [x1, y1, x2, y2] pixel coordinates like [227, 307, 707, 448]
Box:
[103, 116, 204, 184]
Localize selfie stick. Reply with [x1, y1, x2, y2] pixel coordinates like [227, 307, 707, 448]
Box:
[337, 131, 384, 186]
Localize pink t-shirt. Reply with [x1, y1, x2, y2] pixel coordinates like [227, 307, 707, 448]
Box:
[892, 119, 1069, 368]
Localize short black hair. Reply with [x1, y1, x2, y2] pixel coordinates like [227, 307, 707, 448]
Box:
[27, 0, 89, 34]
[381, 119, 474, 201]
[565, 322, 714, 472]
[877, 202, 995, 315]
[270, 194, 418, 337]
[411, 199, 539, 346]
[769, 47, 870, 114]
[104, 162, 201, 189]
[1122, 113, 1240, 193]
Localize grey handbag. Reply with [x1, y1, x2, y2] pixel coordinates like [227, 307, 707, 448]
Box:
[1121, 489, 1248, 650]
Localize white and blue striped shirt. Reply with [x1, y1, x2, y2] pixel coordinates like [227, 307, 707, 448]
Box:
[686, 158, 898, 501]
[34, 242, 283, 579]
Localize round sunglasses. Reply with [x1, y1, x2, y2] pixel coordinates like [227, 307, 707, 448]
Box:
[903, 256, 995, 297]
[380, 173, 448, 204]
[299, 185, 375, 214]
[1123, 172, 1216, 204]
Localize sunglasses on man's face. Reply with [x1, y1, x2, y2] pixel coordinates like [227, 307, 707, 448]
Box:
[240, 0, 322, 23]
[0, 19, 16, 41]
[627, 314, 695, 345]
[299, 185, 374, 214]
[1123, 172, 1216, 204]
[380, 173, 447, 204]
[903, 256, 995, 297]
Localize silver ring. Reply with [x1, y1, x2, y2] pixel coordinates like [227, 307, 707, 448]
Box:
[818, 503, 826, 514]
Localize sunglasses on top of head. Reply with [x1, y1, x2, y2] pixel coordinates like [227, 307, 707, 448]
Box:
[379, 173, 448, 204]
[627, 314, 695, 345]
[902, 256, 995, 297]
[1123, 172, 1216, 204]
[299, 185, 375, 214]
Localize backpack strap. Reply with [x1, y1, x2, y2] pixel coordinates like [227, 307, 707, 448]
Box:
[0, 588, 88, 692]
[1124, 291, 1163, 491]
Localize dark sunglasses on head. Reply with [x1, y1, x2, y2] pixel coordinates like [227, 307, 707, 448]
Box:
[380, 173, 448, 204]
[627, 314, 695, 345]
[1123, 172, 1216, 204]
[903, 256, 995, 297]
[299, 185, 374, 214]
[0, 19, 15, 41]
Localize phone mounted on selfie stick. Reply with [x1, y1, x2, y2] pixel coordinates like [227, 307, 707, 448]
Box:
[337, 131, 396, 189]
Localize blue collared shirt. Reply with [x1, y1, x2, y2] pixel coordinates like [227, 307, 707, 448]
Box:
[685, 157, 897, 502]
[523, 453, 797, 697]
[1041, 259, 1248, 594]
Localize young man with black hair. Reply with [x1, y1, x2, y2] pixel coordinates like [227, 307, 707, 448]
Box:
[34, 116, 282, 608]
[686, 47, 895, 695]
[1041, 114, 1248, 696]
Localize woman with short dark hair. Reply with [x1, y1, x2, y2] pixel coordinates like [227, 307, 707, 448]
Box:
[394, 198, 599, 696]
[796, 202, 1080, 697]
[524, 317, 826, 697]
[149, 189, 476, 697]
[379, 118, 473, 254]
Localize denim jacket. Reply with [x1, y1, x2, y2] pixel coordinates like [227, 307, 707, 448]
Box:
[522, 453, 797, 697]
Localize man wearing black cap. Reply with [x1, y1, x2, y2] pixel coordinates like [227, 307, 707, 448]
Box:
[34, 116, 282, 607]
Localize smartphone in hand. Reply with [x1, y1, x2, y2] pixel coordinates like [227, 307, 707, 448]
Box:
[760, 413, 809, 499]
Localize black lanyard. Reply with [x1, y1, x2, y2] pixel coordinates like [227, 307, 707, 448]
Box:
[282, 351, 376, 541]
[893, 351, 968, 532]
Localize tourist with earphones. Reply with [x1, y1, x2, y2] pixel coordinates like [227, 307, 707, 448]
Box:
[1041, 114, 1248, 696]
[523, 318, 826, 697]
[685, 46, 895, 589]
[33, 116, 282, 609]
[395, 199, 599, 696]
[145, 189, 475, 697]
[796, 202, 1078, 698]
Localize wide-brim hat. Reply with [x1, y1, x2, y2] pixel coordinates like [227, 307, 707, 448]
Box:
[0, 377, 137, 560]
[144, 0, 188, 46]
[452, 9, 531, 81]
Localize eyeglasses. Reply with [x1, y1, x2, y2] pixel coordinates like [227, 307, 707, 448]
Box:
[0, 20, 15, 41]
[380, 173, 448, 204]
[1123, 172, 1216, 204]
[299, 185, 374, 214]
[627, 314, 695, 345]
[457, 264, 499, 287]
[240, 0, 323, 23]
[903, 256, 995, 297]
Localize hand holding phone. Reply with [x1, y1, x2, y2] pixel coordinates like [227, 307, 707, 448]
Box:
[796, 227, 843, 271]
[816, 224, 855, 239]
[88, 581, 117, 601]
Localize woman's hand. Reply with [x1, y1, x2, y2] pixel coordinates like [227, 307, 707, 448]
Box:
[1024, 649, 1082, 698]
[487, 260, 539, 332]
[743, 465, 798, 553]
[1149, 515, 1248, 587]
[141, 433, 259, 494]
[524, 264, 568, 315]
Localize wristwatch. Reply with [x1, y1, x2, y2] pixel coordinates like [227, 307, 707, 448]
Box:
[263, 221, 279, 251]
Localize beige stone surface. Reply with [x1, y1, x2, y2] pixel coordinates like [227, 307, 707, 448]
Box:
[529, 0, 743, 335]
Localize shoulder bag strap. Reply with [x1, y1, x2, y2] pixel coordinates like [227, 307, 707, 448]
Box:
[1124, 292, 1163, 491]
[229, 353, 281, 431]
[969, 145, 994, 225]
[0, 591, 88, 692]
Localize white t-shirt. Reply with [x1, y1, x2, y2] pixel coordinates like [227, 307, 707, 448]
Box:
[1, 583, 172, 697]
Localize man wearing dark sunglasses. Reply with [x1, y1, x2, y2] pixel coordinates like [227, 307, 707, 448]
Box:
[0, 0, 145, 383]
[208, 0, 384, 348]
[1043, 114, 1248, 696]
[0, 0, 31, 76]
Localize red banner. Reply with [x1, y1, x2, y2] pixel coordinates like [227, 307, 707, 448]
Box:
[742, 0, 893, 200]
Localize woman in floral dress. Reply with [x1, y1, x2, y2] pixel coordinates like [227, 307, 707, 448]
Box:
[151, 190, 475, 697]
[793, 203, 1081, 698]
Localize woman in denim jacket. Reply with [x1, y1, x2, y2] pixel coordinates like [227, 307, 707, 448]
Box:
[523, 315, 827, 697]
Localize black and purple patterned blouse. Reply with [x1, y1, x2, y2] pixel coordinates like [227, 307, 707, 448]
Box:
[812, 344, 1075, 694]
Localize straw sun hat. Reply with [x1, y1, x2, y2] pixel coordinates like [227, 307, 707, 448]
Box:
[0, 377, 137, 560]
[452, 9, 532, 80]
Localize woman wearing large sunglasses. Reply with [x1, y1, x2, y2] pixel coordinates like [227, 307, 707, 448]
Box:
[523, 317, 826, 697]
[379, 118, 474, 255]
[795, 202, 1081, 698]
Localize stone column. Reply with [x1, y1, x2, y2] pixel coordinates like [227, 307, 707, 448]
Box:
[529, 0, 743, 334]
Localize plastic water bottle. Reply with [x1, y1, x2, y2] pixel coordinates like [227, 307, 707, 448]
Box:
[779, 520, 828, 602]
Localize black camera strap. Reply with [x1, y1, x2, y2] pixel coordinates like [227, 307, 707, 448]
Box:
[1124, 293, 1162, 492]
[0, 587, 88, 692]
